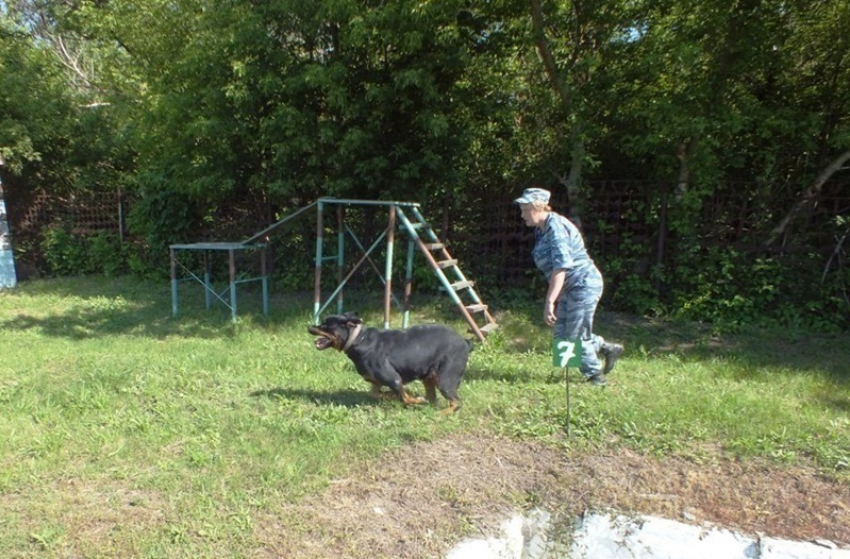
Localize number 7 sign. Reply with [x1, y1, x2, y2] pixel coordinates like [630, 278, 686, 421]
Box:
[553, 338, 582, 368]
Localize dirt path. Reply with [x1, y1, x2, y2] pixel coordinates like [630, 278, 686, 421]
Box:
[254, 432, 850, 558]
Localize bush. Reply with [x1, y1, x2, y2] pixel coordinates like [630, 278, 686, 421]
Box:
[668, 245, 849, 332]
[40, 225, 130, 277]
[87, 232, 130, 277]
[126, 184, 201, 277]
[40, 225, 88, 276]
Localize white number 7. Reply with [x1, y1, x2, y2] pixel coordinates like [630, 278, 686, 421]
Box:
[556, 340, 577, 368]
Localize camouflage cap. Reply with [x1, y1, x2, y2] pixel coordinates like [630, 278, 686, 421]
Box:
[514, 187, 551, 205]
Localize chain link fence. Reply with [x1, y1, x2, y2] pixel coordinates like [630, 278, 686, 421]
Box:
[8, 181, 849, 292]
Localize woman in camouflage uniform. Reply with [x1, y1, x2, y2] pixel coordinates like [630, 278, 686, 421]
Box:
[515, 187, 623, 385]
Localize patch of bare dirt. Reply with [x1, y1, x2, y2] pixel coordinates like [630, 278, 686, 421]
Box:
[2, 477, 169, 556]
[254, 432, 850, 559]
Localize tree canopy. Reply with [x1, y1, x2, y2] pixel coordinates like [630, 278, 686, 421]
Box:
[1, 0, 848, 327]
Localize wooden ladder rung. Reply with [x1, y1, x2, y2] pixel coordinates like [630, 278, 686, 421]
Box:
[404, 209, 498, 341]
[479, 322, 499, 334]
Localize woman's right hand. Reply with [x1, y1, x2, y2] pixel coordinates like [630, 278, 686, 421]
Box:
[543, 301, 556, 327]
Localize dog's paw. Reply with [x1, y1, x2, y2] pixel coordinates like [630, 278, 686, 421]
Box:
[402, 394, 427, 405]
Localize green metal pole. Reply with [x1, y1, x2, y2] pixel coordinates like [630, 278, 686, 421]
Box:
[229, 248, 237, 323]
[565, 366, 571, 436]
[403, 238, 415, 328]
[170, 248, 178, 317]
[204, 251, 212, 310]
[383, 205, 396, 329]
[313, 201, 324, 324]
[261, 246, 269, 315]
[337, 205, 345, 314]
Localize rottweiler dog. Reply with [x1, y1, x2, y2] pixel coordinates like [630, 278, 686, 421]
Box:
[308, 312, 472, 413]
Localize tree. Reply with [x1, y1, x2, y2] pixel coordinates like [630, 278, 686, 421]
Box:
[0, 10, 77, 189]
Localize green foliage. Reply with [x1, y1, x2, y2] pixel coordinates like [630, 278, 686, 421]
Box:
[3, 0, 850, 335]
[669, 246, 849, 332]
[40, 225, 88, 276]
[126, 183, 201, 276]
[607, 265, 664, 317]
[102, 0, 476, 207]
[0, 16, 77, 187]
[40, 226, 130, 277]
[87, 231, 131, 277]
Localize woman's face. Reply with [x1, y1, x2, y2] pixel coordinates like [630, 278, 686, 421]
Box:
[519, 203, 545, 228]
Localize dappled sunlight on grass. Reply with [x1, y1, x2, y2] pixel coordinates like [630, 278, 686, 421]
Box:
[0, 277, 848, 556]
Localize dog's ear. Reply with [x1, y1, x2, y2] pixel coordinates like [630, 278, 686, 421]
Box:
[342, 311, 363, 325]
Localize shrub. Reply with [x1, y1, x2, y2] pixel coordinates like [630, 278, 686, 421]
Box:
[40, 226, 130, 277]
[40, 225, 88, 276]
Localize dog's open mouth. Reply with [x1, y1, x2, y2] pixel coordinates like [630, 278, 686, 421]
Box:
[308, 326, 339, 350]
[315, 337, 334, 350]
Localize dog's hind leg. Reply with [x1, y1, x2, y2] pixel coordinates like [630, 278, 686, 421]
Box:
[435, 357, 467, 414]
[422, 373, 438, 405]
[434, 377, 463, 414]
[442, 398, 462, 414]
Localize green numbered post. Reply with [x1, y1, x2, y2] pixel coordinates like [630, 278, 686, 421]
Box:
[553, 338, 583, 368]
[553, 337, 582, 436]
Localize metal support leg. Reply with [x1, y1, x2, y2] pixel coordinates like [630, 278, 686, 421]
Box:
[229, 248, 237, 323]
[313, 201, 324, 324]
[337, 205, 345, 314]
[383, 206, 396, 329]
[170, 248, 178, 317]
[204, 251, 212, 310]
[261, 247, 269, 315]
[403, 238, 415, 328]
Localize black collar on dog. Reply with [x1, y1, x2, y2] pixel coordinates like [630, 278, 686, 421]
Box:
[342, 323, 363, 352]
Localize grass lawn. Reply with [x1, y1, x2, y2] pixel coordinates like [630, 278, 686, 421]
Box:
[0, 276, 847, 557]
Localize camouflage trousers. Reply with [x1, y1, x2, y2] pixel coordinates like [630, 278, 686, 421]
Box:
[553, 272, 605, 378]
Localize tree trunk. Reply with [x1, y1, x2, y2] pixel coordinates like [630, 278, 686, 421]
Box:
[529, 0, 572, 114]
[765, 149, 850, 247]
[674, 137, 699, 201]
[528, 0, 585, 214]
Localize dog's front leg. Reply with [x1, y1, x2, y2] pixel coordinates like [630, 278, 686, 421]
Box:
[399, 390, 427, 405]
[380, 371, 426, 406]
[367, 381, 395, 400]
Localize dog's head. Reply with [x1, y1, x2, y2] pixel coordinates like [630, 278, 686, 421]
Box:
[307, 312, 364, 351]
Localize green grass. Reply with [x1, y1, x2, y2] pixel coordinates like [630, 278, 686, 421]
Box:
[0, 276, 848, 557]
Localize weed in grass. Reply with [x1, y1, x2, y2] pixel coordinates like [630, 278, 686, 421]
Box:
[29, 525, 66, 551]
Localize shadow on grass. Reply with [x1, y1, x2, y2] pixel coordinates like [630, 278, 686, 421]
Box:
[251, 387, 378, 408]
[2, 276, 316, 340]
[598, 311, 850, 378]
[7, 278, 850, 405]
[495, 305, 850, 404]
[465, 364, 549, 384]
[5, 277, 470, 342]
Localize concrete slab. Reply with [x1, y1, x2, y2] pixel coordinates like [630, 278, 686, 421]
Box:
[570, 513, 757, 559]
[446, 510, 850, 559]
[761, 537, 850, 559]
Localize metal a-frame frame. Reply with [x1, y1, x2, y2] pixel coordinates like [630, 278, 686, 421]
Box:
[311, 197, 497, 342]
